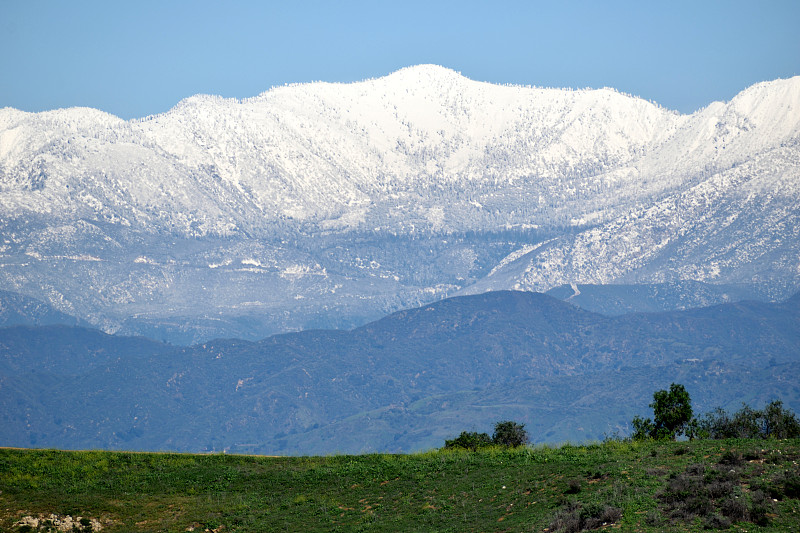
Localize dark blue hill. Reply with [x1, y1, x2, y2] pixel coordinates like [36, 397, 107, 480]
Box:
[0, 290, 89, 328]
[1, 290, 798, 454]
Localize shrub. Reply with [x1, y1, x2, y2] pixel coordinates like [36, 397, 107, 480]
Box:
[656, 460, 786, 528]
[650, 384, 693, 439]
[703, 513, 731, 529]
[659, 464, 732, 523]
[492, 421, 529, 447]
[765, 469, 800, 500]
[742, 449, 761, 461]
[443, 420, 530, 449]
[762, 400, 800, 438]
[630, 415, 655, 441]
[784, 471, 800, 499]
[549, 501, 582, 533]
[749, 490, 774, 526]
[718, 450, 743, 466]
[720, 496, 748, 521]
[549, 501, 622, 532]
[644, 509, 663, 526]
[443, 431, 492, 451]
[694, 400, 800, 439]
[564, 478, 581, 494]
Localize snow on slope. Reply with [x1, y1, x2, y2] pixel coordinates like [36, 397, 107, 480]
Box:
[465, 140, 800, 298]
[631, 76, 800, 191]
[1, 65, 688, 235]
[1, 65, 799, 339]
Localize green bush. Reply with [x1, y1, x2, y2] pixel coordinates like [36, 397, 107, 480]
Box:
[718, 450, 744, 466]
[784, 471, 800, 499]
[763, 469, 800, 500]
[694, 400, 800, 439]
[444, 420, 530, 449]
[443, 431, 492, 450]
[763, 400, 800, 438]
[630, 415, 655, 441]
[720, 496, 748, 521]
[633, 390, 799, 442]
[492, 420, 529, 447]
[703, 513, 731, 529]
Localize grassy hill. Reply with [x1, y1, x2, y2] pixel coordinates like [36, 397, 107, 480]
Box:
[2, 439, 799, 532]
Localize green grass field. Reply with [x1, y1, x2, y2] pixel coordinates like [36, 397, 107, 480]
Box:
[1, 439, 799, 532]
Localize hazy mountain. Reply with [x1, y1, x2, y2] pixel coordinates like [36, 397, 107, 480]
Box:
[0, 324, 170, 375]
[0, 290, 87, 328]
[2, 291, 798, 454]
[1, 65, 798, 341]
[544, 281, 770, 315]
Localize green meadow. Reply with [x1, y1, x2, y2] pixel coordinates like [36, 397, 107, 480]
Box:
[1, 439, 799, 532]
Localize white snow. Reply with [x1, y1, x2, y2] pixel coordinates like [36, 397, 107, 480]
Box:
[1, 66, 799, 334]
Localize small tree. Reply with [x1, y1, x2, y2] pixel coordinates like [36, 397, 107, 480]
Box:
[632, 383, 693, 440]
[762, 400, 800, 438]
[630, 415, 656, 441]
[651, 383, 693, 440]
[492, 420, 529, 447]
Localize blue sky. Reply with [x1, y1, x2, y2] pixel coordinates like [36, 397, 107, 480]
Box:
[2, 0, 799, 119]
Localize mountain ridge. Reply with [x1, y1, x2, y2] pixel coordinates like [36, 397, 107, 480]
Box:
[2, 289, 798, 453]
[6, 66, 798, 230]
[1, 66, 799, 341]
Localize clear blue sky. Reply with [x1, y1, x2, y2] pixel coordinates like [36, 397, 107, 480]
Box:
[2, 0, 799, 119]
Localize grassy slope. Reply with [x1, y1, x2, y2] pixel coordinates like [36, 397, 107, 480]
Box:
[1, 439, 799, 532]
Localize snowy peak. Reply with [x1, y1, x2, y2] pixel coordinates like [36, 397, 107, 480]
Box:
[381, 64, 468, 85]
[690, 75, 800, 143]
[0, 68, 798, 232]
[723, 75, 800, 135]
[1, 67, 799, 341]
[1, 68, 798, 239]
[632, 76, 800, 187]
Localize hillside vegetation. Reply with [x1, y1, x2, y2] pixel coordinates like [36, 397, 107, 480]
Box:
[2, 439, 799, 532]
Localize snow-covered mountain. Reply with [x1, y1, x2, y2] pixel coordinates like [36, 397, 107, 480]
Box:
[1, 65, 798, 341]
[463, 139, 800, 297]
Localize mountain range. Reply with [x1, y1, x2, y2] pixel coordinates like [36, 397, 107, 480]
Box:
[2, 65, 799, 342]
[2, 290, 798, 454]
